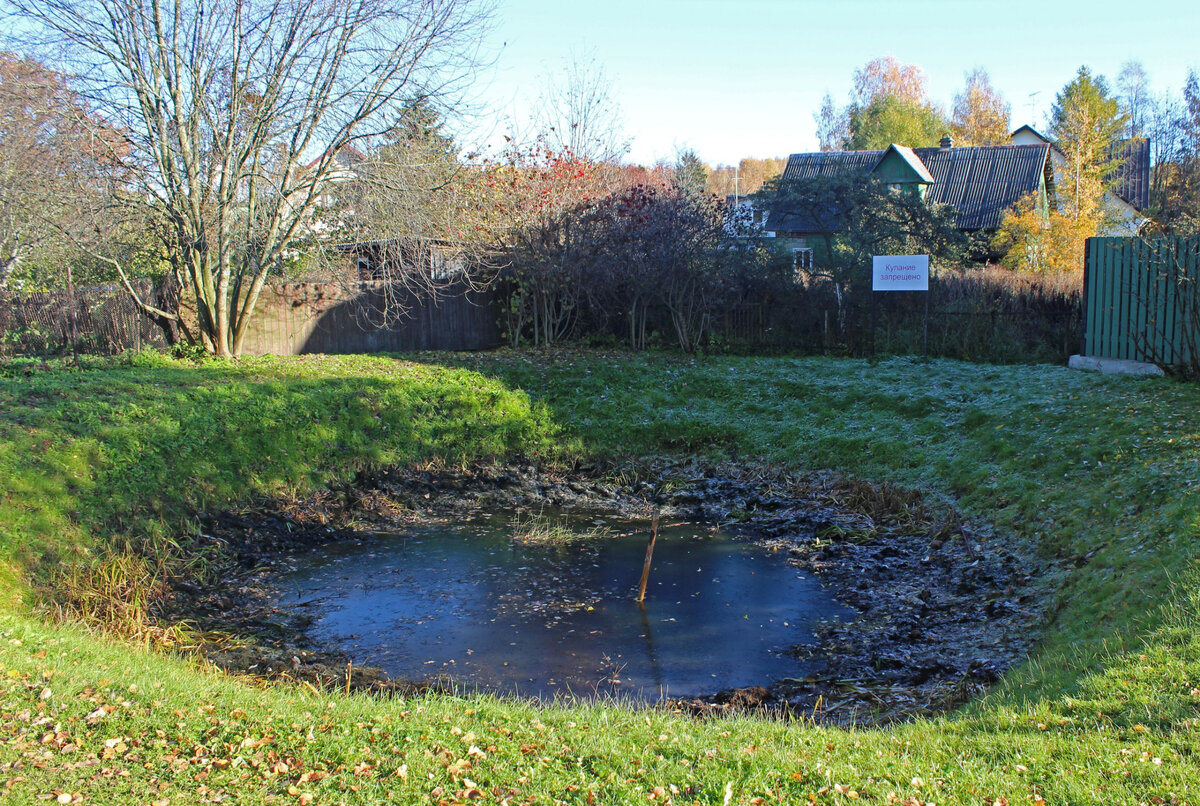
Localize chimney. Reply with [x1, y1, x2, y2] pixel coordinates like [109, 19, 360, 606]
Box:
[939, 136, 953, 149]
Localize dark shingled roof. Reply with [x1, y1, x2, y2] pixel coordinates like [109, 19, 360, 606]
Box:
[782, 150, 881, 179]
[1109, 137, 1150, 211]
[777, 144, 1051, 231]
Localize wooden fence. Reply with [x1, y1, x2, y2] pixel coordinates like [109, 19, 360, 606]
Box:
[0, 280, 171, 357]
[187, 281, 502, 355]
[2, 280, 501, 358]
[3, 269, 1080, 363]
[1084, 236, 1199, 367]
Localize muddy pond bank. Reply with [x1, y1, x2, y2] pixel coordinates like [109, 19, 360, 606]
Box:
[174, 459, 1046, 726]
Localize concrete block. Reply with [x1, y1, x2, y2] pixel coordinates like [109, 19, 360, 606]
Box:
[1068, 355, 1165, 376]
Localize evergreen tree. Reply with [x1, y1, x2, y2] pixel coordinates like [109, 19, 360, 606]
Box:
[383, 97, 458, 160]
[673, 149, 709, 197]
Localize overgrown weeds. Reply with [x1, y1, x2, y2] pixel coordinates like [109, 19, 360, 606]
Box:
[48, 546, 196, 648]
[818, 477, 932, 533]
[510, 510, 612, 545]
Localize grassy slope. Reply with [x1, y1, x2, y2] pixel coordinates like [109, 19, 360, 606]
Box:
[1, 351, 1198, 804]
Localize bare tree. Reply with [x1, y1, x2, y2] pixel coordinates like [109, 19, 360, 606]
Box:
[303, 97, 494, 328]
[1117, 60, 1151, 139]
[815, 91, 850, 152]
[0, 55, 124, 289]
[6, 0, 492, 356]
[532, 52, 629, 166]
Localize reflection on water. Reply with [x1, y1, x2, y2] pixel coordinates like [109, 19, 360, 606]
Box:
[276, 518, 853, 700]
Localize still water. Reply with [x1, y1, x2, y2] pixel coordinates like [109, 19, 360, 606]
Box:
[276, 518, 853, 700]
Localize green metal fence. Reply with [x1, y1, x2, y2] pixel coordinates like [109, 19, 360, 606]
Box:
[1084, 236, 1199, 367]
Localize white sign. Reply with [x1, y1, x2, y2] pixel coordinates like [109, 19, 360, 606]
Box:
[872, 254, 929, 291]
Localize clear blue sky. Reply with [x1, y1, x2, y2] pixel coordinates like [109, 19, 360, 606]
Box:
[470, 0, 1200, 166]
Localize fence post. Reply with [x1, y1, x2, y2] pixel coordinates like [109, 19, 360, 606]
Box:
[1081, 238, 1092, 357]
[67, 266, 79, 364]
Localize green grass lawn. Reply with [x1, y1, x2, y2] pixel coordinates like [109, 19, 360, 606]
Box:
[1, 350, 1198, 804]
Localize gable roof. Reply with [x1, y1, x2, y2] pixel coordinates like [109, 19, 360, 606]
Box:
[306, 143, 367, 171]
[1011, 124, 1050, 143]
[777, 143, 1051, 231]
[878, 144, 935, 183]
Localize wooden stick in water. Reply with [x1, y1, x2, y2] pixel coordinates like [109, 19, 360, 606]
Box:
[635, 516, 660, 604]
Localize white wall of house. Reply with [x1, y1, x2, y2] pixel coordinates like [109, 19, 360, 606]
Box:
[724, 198, 775, 238]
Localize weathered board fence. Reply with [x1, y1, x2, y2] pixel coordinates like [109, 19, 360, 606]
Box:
[1, 280, 500, 358]
[0, 280, 171, 358]
[183, 281, 502, 355]
[1084, 236, 1199, 367]
[3, 268, 1081, 364]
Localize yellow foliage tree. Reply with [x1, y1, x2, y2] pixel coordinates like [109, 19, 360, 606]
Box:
[950, 68, 1011, 146]
[992, 193, 1097, 274]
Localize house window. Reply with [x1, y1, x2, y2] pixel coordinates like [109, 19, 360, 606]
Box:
[792, 247, 813, 270]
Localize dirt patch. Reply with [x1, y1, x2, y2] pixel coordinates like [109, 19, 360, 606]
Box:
[166, 459, 1045, 725]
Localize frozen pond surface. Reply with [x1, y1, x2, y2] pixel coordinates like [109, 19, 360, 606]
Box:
[275, 518, 854, 701]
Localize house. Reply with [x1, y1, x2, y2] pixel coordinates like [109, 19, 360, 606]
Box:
[334, 237, 470, 282]
[767, 138, 1055, 265]
[767, 127, 1152, 267]
[723, 196, 775, 239]
[1010, 124, 1149, 235]
[299, 143, 368, 238]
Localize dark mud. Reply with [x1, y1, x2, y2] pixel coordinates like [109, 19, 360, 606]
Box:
[167, 459, 1045, 726]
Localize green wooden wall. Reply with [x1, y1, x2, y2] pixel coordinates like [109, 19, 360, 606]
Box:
[1084, 236, 1199, 365]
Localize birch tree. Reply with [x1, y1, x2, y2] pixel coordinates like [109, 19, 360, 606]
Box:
[1050, 66, 1127, 226]
[532, 52, 629, 165]
[837, 57, 949, 150]
[950, 68, 1011, 146]
[7, 0, 491, 355]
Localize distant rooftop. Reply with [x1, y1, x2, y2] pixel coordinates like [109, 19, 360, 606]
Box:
[778, 143, 1052, 231]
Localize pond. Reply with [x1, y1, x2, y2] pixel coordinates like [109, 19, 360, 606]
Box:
[274, 517, 854, 701]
